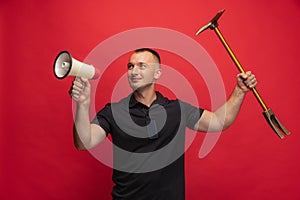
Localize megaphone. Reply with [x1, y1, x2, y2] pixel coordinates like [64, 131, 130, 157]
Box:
[53, 51, 100, 79]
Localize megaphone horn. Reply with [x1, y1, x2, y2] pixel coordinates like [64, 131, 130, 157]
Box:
[53, 51, 100, 79]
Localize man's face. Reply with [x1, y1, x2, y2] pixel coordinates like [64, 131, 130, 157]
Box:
[127, 51, 161, 91]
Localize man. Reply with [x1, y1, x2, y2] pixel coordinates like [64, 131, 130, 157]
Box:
[70, 48, 257, 200]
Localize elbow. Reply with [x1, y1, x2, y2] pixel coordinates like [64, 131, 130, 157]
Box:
[74, 140, 95, 150]
[74, 142, 87, 150]
[73, 134, 90, 150]
[73, 129, 90, 150]
[74, 138, 96, 150]
[208, 119, 232, 132]
[219, 120, 235, 132]
[221, 125, 230, 132]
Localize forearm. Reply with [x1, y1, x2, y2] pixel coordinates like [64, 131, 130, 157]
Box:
[73, 104, 92, 150]
[214, 85, 246, 130]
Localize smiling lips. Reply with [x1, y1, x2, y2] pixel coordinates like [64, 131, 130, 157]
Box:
[130, 77, 141, 83]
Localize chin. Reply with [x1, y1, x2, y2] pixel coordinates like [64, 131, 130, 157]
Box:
[129, 83, 139, 90]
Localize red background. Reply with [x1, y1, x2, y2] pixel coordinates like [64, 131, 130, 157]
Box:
[1, 0, 300, 199]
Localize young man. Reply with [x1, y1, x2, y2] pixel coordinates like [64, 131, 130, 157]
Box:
[70, 48, 257, 200]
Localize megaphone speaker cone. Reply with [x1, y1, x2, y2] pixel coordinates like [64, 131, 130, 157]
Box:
[53, 51, 100, 80]
[53, 51, 72, 79]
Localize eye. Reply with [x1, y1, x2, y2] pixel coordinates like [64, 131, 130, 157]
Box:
[138, 63, 147, 69]
[127, 63, 134, 70]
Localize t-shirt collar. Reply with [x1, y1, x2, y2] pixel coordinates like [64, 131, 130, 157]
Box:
[129, 91, 167, 108]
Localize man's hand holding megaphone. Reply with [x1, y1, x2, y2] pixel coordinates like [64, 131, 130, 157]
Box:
[69, 77, 91, 105]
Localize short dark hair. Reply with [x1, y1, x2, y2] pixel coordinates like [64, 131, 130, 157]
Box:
[134, 48, 161, 64]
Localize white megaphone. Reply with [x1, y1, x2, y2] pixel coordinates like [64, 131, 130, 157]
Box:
[53, 51, 100, 79]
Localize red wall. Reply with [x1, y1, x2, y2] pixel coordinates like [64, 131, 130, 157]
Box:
[1, 0, 300, 199]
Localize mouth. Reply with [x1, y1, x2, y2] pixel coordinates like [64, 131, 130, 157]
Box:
[130, 77, 141, 83]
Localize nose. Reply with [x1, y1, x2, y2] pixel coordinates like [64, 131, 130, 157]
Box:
[130, 65, 139, 75]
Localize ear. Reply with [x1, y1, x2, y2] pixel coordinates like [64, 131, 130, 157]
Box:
[154, 68, 162, 80]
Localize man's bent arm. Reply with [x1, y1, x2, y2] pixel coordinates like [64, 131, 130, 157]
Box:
[71, 77, 106, 150]
[195, 71, 257, 132]
[73, 105, 106, 150]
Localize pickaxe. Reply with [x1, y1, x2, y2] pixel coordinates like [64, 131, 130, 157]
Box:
[195, 9, 290, 139]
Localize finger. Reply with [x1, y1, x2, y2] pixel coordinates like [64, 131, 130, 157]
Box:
[74, 77, 89, 88]
[71, 88, 82, 95]
[70, 77, 89, 98]
[75, 76, 87, 84]
[247, 75, 256, 85]
[72, 93, 79, 99]
[72, 83, 84, 91]
[71, 94, 80, 101]
[244, 79, 252, 88]
[247, 78, 257, 88]
[237, 73, 248, 80]
[251, 78, 257, 88]
[242, 71, 255, 83]
[69, 84, 83, 97]
[75, 76, 81, 82]
[241, 71, 252, 80]
[73, 80, 86, 90]
[69, 86, 79, 98]
[80, 77, 88, 83]
[80, 77, 90, 89]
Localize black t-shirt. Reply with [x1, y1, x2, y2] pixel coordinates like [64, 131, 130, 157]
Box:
[92, 92, 203, 200]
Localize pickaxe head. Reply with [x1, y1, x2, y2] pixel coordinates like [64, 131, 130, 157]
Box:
[196, 9, 225, 35]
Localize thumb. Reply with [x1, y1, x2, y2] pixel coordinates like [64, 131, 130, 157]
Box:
[237, 73, 248, 80]
[80, 77, 89, 85]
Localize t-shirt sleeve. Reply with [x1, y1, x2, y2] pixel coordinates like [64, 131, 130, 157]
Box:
[179, 100, 204, 130]
[91, 103, 112, 135]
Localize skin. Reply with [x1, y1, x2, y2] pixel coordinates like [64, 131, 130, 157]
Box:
[71, 50, 257, 150]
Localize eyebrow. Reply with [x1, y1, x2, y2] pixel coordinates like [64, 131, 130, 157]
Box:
[127, 62, 148, 66]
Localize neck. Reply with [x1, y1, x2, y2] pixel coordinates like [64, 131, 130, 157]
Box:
[133, 84, 157, 107]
